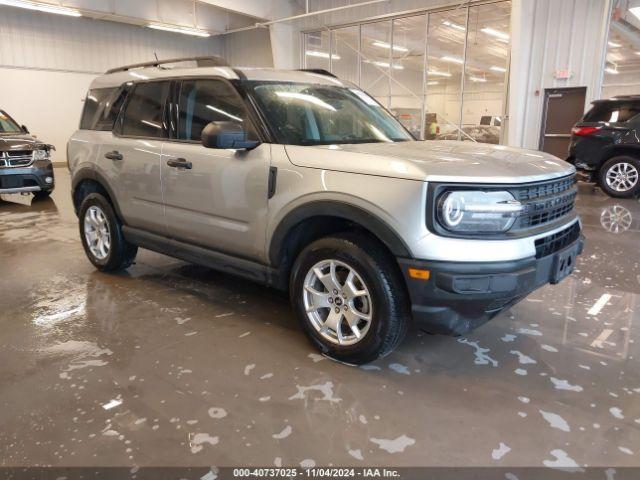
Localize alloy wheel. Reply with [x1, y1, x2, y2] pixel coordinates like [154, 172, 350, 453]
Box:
[84, 205, 111, 260]
[605, 162, 639, 192]
[302, 259, 373, 346]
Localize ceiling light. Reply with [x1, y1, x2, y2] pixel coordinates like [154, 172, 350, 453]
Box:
[469, 76, 487, 82]
[305, 50, 340, 60]
[148, 23, 210, 37]
[428, 70, 452, 77]
[371, 60, 404, 70]
[441, 55, 464, 64]
[372, 41, 409, 53]
[490, 65, 507, 73]
[443, 20, 466, 31]
[630, 6, 640, 21]
[481, 27, 510, 41]
[636, 51, 640, 56]
[427, 81, 439, 85]
[0, 0, 81, 16]
[608, 41, 622, 48]
[604, 67, 619, 74]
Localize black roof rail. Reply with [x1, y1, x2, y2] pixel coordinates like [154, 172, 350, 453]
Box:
[106, 56, 229, 74]
[297, 68, 338, 78]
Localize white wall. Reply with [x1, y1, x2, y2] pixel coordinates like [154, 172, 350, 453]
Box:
[0, 7, 222, 162]
[0, 68, 95, 161]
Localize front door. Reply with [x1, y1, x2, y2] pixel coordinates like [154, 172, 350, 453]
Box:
[539, 87, 587, 158]
[161, 79, 270, 261]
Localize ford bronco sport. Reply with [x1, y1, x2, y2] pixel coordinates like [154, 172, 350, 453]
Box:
[0, 109, 55, 198]
[68, 57, 584, 364]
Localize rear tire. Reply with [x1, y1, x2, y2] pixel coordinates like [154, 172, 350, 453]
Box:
[79, 193, 137, 272]
[598, 156, 640, 198]
[290, 232, 409, 365]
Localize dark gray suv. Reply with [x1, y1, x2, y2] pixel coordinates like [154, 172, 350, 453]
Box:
[0, 109, 55, 199]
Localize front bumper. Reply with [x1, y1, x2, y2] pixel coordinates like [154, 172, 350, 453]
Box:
[0, 161, 55, 194]
[398, 233, 585, 336]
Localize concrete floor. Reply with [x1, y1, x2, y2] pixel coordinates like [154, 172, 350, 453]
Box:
[1, 168, 639, 468]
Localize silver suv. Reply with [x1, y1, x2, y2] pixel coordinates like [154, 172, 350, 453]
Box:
[68, 57, 584, 364]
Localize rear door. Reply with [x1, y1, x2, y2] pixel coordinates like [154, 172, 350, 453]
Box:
[99, 80, 170, 235]
[160, 78, 270, 261]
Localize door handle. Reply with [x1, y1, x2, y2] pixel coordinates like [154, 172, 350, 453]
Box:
[105, 151, 123, 161]
[166, 158, 193, 170]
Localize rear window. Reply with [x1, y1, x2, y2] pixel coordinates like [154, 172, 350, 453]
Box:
[120, 81, 170, 138]
[80, 87, 127, 131]
[583, 101, 640, 123]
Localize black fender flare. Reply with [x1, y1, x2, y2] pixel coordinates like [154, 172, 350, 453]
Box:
[71, 167, 123, 219]
[268, 200, 412, 266]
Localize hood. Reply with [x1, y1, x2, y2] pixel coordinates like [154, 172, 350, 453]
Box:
[0, 134, 49, 152]
[284, 140, 575, 184]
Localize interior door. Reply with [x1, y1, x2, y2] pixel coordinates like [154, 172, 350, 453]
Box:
[161, 79, 270, 261]
[101, 81, 170, 235]
[539, 87, 587, 158]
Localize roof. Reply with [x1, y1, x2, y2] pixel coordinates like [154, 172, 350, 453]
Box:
[89, 65, 352, 90]
[593, 95, 640, 103]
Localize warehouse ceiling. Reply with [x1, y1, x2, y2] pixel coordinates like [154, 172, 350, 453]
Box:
[0, 0, 303, 35]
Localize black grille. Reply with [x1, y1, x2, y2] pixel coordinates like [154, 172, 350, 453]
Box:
[514, 176, 576, 201]
[535, 222, 581, 258]
[512, 175, 577, 231]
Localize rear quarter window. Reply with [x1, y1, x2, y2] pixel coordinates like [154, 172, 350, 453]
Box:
[583, 102, 640, 123]
[80, 87, 127, 131]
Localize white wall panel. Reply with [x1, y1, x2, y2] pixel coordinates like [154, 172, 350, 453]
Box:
[508, 0, 611, 149]
[0, 7, 223, 162]
[0, 7, 223, 74]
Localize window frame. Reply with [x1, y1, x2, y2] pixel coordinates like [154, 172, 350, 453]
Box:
[111, 76, 272, 144]
[171, 77, 258, 145]
[114, 80, 172, 141]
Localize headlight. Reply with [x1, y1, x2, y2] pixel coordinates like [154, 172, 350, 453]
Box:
[437, 190, 524, 233]
[33, 149, 50, 161]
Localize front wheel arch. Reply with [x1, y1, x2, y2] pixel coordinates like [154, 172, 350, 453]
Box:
[269, 201, 412, 268]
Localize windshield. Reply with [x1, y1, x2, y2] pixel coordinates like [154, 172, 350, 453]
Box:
[246, 82, 413, 146]
[0, 110, 22, 134]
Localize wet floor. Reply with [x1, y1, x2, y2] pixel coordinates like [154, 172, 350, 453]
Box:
[1, 169, 639, 468]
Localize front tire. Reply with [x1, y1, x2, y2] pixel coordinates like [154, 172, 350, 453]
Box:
[290, 233, 409, 364]
[79, 193, 137, 272]
[599, 156, 640, 198]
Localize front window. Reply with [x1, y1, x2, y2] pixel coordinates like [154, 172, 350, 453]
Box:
[246, 82, 413, 146]
[0, 111, 22, 134]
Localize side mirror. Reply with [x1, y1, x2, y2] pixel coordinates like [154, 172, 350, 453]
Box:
[21, 125, 29, 134]
[201, 121, 260, 150]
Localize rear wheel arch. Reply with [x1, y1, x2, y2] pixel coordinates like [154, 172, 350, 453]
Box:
[600, 145, 640, 165]
[72, 170, 122, 219]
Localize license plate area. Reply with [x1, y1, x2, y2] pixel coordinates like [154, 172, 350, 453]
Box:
[551, 245, 577, 284]
[0, 176, 22, 189]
